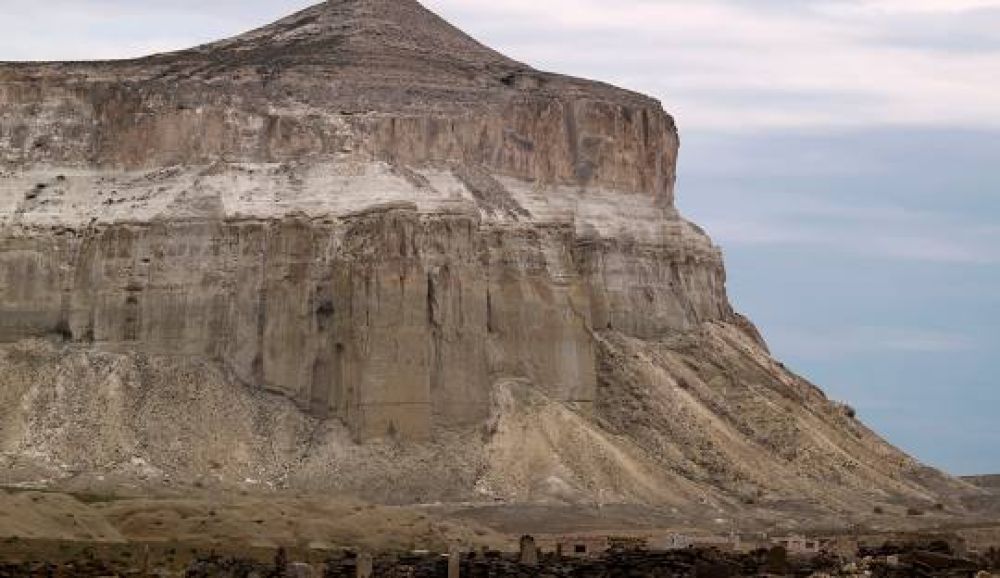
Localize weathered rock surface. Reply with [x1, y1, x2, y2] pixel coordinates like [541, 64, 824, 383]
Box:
[0, 0, 978, 513]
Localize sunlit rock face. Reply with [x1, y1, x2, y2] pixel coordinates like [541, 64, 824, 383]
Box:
[0, 0, 972, 511]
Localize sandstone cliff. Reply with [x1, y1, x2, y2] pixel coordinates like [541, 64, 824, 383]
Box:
[0, 0, 975, 515]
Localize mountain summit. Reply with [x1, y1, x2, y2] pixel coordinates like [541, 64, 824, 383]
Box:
[0, 0, 979, 524]
[185, 0, 520, 71]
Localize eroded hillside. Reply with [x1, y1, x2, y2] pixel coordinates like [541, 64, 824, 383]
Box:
[0, 0, 981, 520]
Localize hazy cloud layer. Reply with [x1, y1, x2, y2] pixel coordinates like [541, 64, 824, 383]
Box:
[679, 129, 1000, 265]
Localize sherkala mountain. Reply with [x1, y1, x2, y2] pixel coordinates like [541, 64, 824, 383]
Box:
[0, 0, 979, 520]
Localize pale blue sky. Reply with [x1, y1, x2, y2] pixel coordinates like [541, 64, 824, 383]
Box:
[2, 0, 997, 474]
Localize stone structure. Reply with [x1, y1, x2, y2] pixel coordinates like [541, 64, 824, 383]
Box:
[518, 535, 538, 566]
[544, 536, 610, 558]
[355, 552, 373, 578]
[773, 535, 821, 555]
[651, 533, 694, 551]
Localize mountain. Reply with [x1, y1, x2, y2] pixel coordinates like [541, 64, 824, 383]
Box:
[0, 0, 979, 520]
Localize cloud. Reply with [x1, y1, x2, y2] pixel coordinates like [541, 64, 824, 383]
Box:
[755, 220, 993, 265]
[767, 325, 976, 360]
[869, 233, 999, 264]
[692, 192, 1000, 265]
[424, 0, 1000, 130]
[819, 0, 1000, 15]
[677, 127, 1000, 265]
[0, 0, 317, 61]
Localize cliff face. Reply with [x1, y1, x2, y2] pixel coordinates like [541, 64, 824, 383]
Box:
[0, 0, 974, 512]
[0, 211, 726, 440]
[0, 0, 727, 442]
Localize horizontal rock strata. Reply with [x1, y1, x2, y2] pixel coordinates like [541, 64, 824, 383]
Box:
[0, 207, 728, 440]
[0, 0, 980, 512]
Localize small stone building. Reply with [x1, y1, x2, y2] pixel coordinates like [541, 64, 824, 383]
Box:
[773, 535, 821, 555]
[536, 535, 611, 558]
[649, 533, 693, 551]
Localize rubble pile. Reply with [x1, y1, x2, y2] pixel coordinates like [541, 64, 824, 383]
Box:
[2, 541, 997, 577]
[188, 544, 996, 578]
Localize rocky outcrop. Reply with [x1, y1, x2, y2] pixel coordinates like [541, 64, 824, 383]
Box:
[0, 0, 978, 512]
[0, 206, 726, 441]
[0, 0, 726, 442]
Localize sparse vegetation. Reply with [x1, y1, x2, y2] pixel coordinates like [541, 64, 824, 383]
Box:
[71, 492, 120, 504]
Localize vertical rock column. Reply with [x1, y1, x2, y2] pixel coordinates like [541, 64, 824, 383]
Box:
[339, 207, 435, 441]
[424, 213, 491, 427]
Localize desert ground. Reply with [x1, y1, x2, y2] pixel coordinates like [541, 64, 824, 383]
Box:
[1, 477, 998, 575]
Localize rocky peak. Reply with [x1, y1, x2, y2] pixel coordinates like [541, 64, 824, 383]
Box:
[0, 0, 974, 516]
[159, 0, 522, 78]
